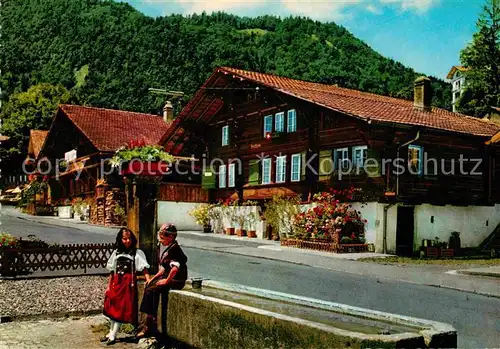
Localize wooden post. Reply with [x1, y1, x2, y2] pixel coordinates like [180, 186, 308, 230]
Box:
[126, 178, 159, 274]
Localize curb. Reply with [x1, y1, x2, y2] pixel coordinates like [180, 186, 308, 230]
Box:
[183, 244, 500, 299]
[456, 270, 500, 279]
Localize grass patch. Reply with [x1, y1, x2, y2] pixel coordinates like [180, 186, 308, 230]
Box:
[90, 322, 135, 335]
[91, 322, 109, 335]
[359, 256, 500, 266]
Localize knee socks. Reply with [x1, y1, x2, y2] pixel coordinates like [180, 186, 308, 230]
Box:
[108, 320, 121, 340]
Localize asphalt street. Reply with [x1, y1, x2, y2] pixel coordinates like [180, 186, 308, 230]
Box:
[1, 207, 499, 348]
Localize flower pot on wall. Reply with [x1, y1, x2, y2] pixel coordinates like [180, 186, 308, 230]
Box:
[236, 229, 247, 237]
[247, 230, 257, 238]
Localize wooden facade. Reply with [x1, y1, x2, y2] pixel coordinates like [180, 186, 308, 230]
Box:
[162, 67, 500, 207]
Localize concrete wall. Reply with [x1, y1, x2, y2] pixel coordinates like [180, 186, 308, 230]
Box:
[167, 291, 424, 349]
[157, 201, 199, 231]
[414, 204, 500, 249]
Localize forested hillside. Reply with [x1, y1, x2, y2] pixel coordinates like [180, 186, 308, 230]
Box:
[0, 0, 451, 115]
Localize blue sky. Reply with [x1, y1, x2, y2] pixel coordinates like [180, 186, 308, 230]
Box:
[123, 0, 485, 80]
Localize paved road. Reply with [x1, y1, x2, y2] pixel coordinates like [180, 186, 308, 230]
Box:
[1, 207, 499, 348]
[185, 248, 500, 348]
[0, 206, 117, 244]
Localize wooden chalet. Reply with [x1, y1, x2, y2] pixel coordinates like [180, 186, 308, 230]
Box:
[38, 104, 173, 202]
[160, 67, 500, 254]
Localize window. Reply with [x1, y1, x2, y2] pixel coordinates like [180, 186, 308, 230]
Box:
[219, 165, 227, 188]
[276, 156, 286, 183]
[352, 146, 367, 169]
[408, 145, 423, 175]
[291, 154, 301, 182]
[261, 158, 271, 184]
[275, 112, 284, 133]
[263, 115, 273, 137]
[334, 148, 349, 170]
[228, 163, 236, 188]
[221, 126, 229, 146]
[287, 109, 297, 133]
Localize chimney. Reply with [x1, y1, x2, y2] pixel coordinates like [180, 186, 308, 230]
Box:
[414, 76, 432, 111]
[163, 101, 174, 123]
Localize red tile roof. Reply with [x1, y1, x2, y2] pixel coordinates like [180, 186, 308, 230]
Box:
[59, 105, 171, 152]
[28, 130, 48, 158]
[219, 67, 500, 137]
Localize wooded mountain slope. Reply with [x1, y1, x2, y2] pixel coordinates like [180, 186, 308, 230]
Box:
[0, 0, 451, 114]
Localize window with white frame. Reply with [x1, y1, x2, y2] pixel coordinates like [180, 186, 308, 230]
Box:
[408, 145, 423, 175]
[275, 112, 285, 133]
[261, 158, 271, 184]
[276, 155, 286, 183]
[287, 109, 297, 133]
[263, 115, 273, 137]
[334, 148, 349, 170]
[291, 153, 301, 182]
[219, 165, 227, 188]
[221, 126, 229, 146]
[228, 163, 236, 188]
[352, 146, 367, 169]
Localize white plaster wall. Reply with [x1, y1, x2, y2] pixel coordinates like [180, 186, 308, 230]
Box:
[373, 204, 398, 254]
[157, 201, 199, 231]
[215, 206, 265, 239]
[351, 202, 377, 245]
[414, 204, 500, 248]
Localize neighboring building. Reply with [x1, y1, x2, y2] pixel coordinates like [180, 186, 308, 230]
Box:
[483, 106, 500, 125]
[446, 65, 468, 112]
[161, 66, 500, 255]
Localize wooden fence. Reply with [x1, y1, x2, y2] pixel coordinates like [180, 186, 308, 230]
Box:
[280, 238, 368, 253]
[0, 243, 115, 277]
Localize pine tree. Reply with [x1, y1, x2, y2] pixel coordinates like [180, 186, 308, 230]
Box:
[458, 0, 500, 117]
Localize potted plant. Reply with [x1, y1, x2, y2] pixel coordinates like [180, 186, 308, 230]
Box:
[246, 208, 260, 238]
[235, 209, 247, 237]
[219, 197, 238, 235]
[207, 203, 222, 234]
[189, 204, 212, 233]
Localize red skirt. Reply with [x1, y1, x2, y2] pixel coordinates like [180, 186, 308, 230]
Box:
[103, 273, 138, 325]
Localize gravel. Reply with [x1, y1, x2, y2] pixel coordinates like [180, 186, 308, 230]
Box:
[0, 276, 108, 318]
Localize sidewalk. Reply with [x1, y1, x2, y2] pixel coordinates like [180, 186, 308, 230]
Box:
[456, 266, 500, 278]
[177, 231, 500, 298]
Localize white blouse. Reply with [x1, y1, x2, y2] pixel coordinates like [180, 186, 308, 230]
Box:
[106, 249, 150, 273]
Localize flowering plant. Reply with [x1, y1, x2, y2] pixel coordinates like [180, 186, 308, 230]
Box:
[110, 138, 174, 168]
[0, 232, 19, 249]
[292, 190, 367, 242]
[189, 203, 211, 226]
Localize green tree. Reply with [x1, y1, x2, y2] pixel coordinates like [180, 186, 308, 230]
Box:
[458, 0, 500, 117]
[0, 84, 73, 156]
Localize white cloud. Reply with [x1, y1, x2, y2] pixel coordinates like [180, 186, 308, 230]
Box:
[366, 4, 382, 14]
[174, 0, 264, 14]
[280, 0, 362, 21]
[380, 0, 438, 13]
[140, 0, 438, 20]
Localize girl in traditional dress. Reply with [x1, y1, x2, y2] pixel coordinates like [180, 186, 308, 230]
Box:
[101, 228, 151, 345]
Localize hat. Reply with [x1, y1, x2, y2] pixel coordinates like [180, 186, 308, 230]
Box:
[158, 223, 177, 236]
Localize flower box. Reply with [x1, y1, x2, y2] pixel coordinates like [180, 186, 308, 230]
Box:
[440, 248, 454, 258]
[120, 161, 170, 176]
